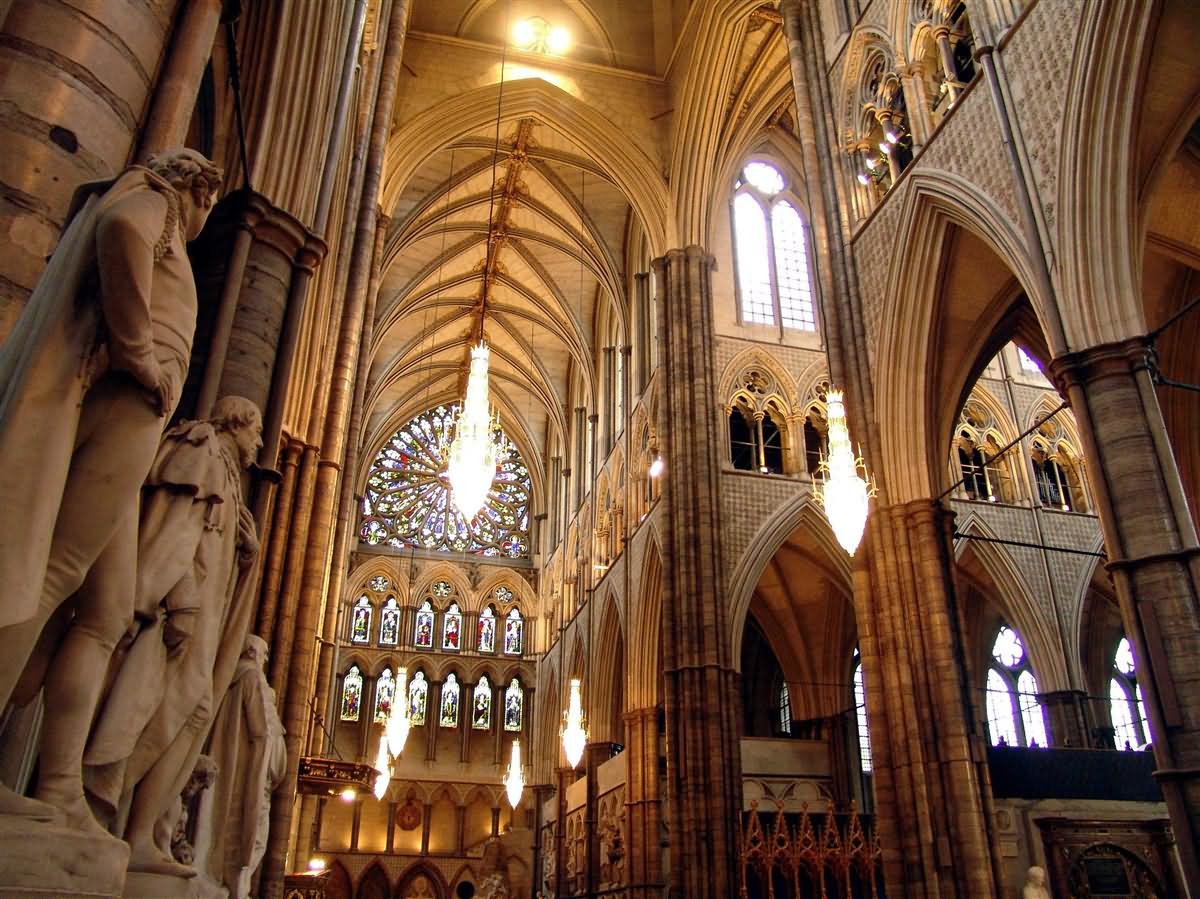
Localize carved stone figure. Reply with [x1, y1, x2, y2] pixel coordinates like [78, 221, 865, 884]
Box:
[478, 836, 512, 898]
[201, 634, 286, 899]
[83, 395, 262, 873]
[170, 755, 218, 866]
[0, 149, 221, 827]
[1023, 865, 1051, 899]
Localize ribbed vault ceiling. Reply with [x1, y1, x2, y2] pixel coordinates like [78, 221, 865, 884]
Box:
[367, 115, 635, 475]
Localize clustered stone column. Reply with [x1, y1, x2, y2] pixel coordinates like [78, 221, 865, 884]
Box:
[1050, 338, 1200, 887]
[651, 246, 741, 899]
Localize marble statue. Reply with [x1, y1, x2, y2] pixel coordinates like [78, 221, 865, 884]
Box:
[1023, 865, 1051, 899]
[201, 634, 286, 899]
[478, 836, 512, 899]
[83, 395, 262, 876]
[0, 149, 221, 827]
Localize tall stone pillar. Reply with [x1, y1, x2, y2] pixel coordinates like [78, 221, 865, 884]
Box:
[0, 0, 179, 337]
[1040, 689, 1093, 748]
[623, 706, 662, 899]
[860, 501, 1001, 898]
[1050, 338, 1200, 890]
[651, 246, 741, 899]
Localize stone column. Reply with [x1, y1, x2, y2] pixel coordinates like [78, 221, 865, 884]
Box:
[421, 801, 432, 855]
[1050, 339, 1200, 889]
[651, 246, 741, 899]
[1040, 689, 1093, 748]
[623, 707, 661, 899]
[0, 0, 179, 337]
[138, 0, 225, 157]
[633, 272, 651, 392]
[459, 685, 472, 762]
[934, 26, 961, 102]
[897, 63, 931, 152]
[426, 681, 442, 761]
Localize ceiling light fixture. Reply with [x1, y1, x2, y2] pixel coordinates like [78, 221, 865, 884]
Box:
[815, 389, 874, 556]
[384, 667, 411, 756]
[561, 677, 588, 768]
[504, 738, 525, 808]
[513, 16, 570, 55]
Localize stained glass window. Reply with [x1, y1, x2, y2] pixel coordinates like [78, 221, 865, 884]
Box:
[350, 596, 372, 644]
[986, 624, 1045, 747]
[340, 665, 363, 721]
[472, 675, 492, 730]
[504, 678, 523, 732]
[778, 681, 792, 735]
[432, 580, 452, 598]
[409, 671, 428, 726]
[374, 667, 396, 723]
[414, 600, 435, 648]
[368, 574, 390, 593]
[443, 602, 463, 651]
[503, 607, 524, 655]
[440, 674, 461, 727]
[379, 596, 400, 646]
[495, 585, 514, 605]
[359, 404, 532, 558]
[1017, 347, 1041, 373]
[741, 161, 785, 195]
[478, 606, 497, 653]
[1110, 636, 1149, 750]
[853, 653, 872, 772]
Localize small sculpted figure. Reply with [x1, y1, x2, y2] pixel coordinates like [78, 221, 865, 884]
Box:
[1023, 865, 1051, 899]
[84, 396, 262, 872]
[0, 149, 221, 827]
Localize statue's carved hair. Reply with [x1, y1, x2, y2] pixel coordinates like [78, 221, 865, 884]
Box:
[211, 395, 261, 433]
[145, 148, 223, 198]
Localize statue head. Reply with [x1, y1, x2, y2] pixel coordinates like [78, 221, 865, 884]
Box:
[1025, 866, 1046, 887]
[242, 634, 269, 668]
[145, 148, 223, 241]
[212, 396, 263, 467]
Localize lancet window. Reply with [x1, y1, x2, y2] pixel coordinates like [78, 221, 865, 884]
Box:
[350, 595, 372, 644]
[379, 596, 400, 646]
[503, 607, 524, 655]
[1110, 636, 1150, 750]
[374, 667, 396, 723]
[504, 678, 524, 731]
[478, 605, 497, 653]
[443, 602, 462, 651]
[472, 675, 493, 730]
[408, 671, 429, 726]
[853, 649, 872, 773]
[731, 162, 817, 331]
[359, 404, 531, 558]
[985, 625, 1047, 747]
[778, 682, 792, 736]
[414, 600, 435, 648]
[953, 401, 1016, 503]
[340, 665, 363, 722]
[440, 673, 461, 727]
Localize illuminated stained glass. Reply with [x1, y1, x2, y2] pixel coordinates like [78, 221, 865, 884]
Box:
[414, 600, 434, 648]
[986, 669, 1018, 746]
[350, 596, 372, 644]
[379, 596, 400, 646]
[359, 405, 531, 558]
[472, 675, 492, 730]
[440, 673, 461, 727]
[340, 665, 363, 721]
[495, 585, 514, 604]
[368, 574, 390, 593]
[443, 602, 462, 651]
[1017, 670, 1047, 747]
[478, 606, 496, 653]
[504, 678, 523, 732]
[433, 580, 453, 598]
[409, 671, 428, 726]
[503, 607, 524, 655]
[853, 655, 872, 772]
[374, 668, 396, 723]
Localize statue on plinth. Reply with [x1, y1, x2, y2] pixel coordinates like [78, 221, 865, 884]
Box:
[1023, 865, 1051, 899]
[0, 149, 221, 829]
[201, 634, 286, 899]
[83, 395, 262, 875]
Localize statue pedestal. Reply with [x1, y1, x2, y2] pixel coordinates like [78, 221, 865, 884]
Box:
[0, 813, 129, 897]
[125, 868, 224, 898]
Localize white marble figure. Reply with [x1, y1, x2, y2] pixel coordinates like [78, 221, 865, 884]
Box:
[1023, 865, 1051, 899]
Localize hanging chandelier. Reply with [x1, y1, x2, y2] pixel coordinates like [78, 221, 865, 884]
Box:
[816, 389, 874, 556]
[561, 678, 588, 768]
[385, 667, 411, 756]
[504, 738, 525, 808]
[372, 733, 391, 800]
[447, 342, 502, 519]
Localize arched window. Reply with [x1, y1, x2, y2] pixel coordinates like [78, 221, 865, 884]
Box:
[379, 596, 400, 646]
[728, 405, 757, 471]
[350, 596, 372, 644]
[374, 667, 396, 723]
[732, 162, 817, 331]
[1110, 636, 1150, 750]
[853, 650, 873, 773]
[478, 605, 497, 654]
[1031, 445, 1074, 511]
[761, 411, 784, 474]
[985, 625, 1047, 747]
[440, 673, 461, 727]
[359, 404, 532, 558]
[727, 402, 788, 474]
[504, 678, 523, 731]
[958, 438, 991, 501]
[443, 602, 462, 651]
[408, 671, 428, 726]
[803, 416, 826, 477]
[472, 675, 493, 730]
[503, 608, 524, 656]
[340, 665, 363, 722]
[778, 681, 792, 735]
[414, 600, 435, 648]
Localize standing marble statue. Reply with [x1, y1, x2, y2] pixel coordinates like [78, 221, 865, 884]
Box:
[0, 149, 221, 827]
[202, 634, 286, 899]
[84, 395, 262, 877]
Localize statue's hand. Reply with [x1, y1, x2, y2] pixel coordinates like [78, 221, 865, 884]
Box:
[142, 368, 174, 418]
